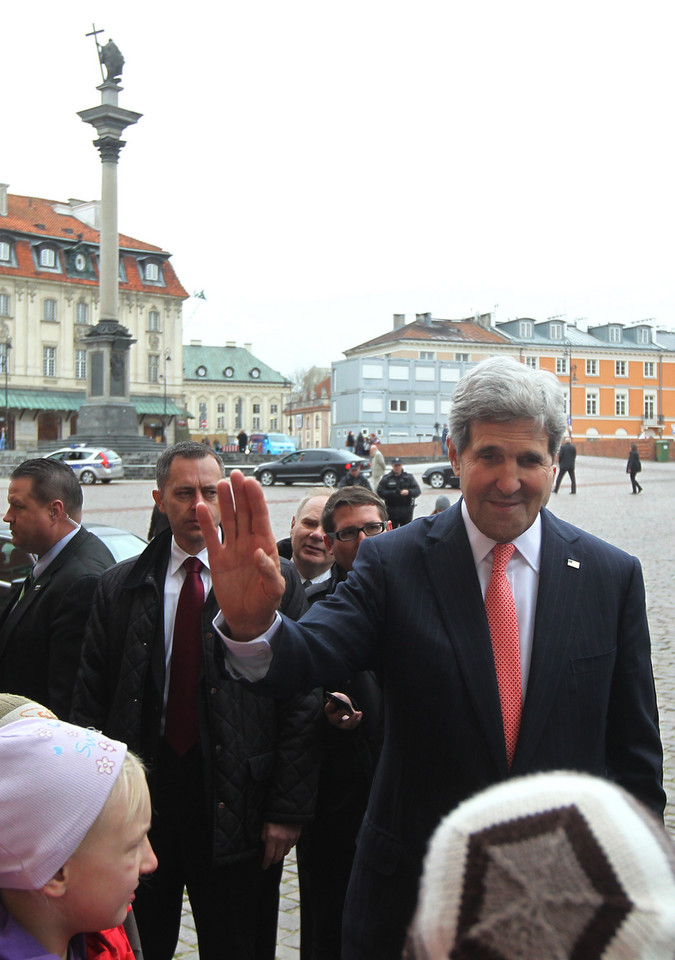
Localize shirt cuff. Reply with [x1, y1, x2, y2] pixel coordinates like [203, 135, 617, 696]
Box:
[213, 611, 281, 680]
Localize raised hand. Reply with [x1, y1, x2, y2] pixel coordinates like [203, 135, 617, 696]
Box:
[196, 470, 285, 641]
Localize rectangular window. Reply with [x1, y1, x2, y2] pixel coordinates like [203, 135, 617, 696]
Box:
[415, 399, 435, 414]
[363, 397, 383, 413]
[39, 248, 56, 268]
[455, 353, 469, 362]
[609, 326, 622, 343]
[0, 241, 10, 262]
[644, 361, 656, 378]
[315, 414, 321, 428]
[199, 402, 208, 428]
[637, 328, 650, 345]
[148, 309, 160, 331]
[270, 417, 278, 430]
[419, 351, 435, 360]
[252, 403, 261, 414]
[148, 354, 159, 383]
[217, 416, 225, 430]
[415, 366, 435, 381]
[525, 357, 538, 369]
[549, 323, 562, 339]
[615, 391, 628, 416]
[75, 349, 87, 380]
[585, 390, 598, 416]
[0, 294, 9, 317]
[519, 321, 533, 338]
[389, 399, 408, 413]
[440, 367, 459, 382]
[43, 346, 56, 377]
[43, 299, 57, 322]
[644, 392, 656, 419]
[217, 402, 225, 413]
[252, 416, 261, 429]
[76, 301, 89, 324]
[362, 363, 383, 379]
[615, 360, 627, 377]
[389, 366, 409, 380]
[145, 262, 160, 282]
[586, 358, 598, 376]
[556, 357, 568, 375]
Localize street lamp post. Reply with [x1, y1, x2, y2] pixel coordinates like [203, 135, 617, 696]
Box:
[3, 338, 11, 450]
[162, 348, 171, 444]
[563, 338, 577, 436]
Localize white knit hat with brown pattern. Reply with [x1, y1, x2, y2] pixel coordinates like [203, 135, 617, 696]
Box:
[405, 771, 675, 960]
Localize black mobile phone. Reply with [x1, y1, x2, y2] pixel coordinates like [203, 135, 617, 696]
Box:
[324, 692, 355, 716]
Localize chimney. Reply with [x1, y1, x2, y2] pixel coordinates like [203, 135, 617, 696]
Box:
[226, 341, 236, 348]
[244, 342, 252, 352]
[0, 184, 7, 217]
[393, 313, 405, 329]
[190, 339, 202, 347]
[416, 312, 432, 326]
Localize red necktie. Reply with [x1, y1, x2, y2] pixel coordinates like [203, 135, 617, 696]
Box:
[485, 543, 522, 768]
[164, 557, 204, 756]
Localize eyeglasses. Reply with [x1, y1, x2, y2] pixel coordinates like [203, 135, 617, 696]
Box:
[327, 521, 387, 542]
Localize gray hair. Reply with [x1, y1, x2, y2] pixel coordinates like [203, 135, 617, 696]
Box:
[449, 357, 566, 458]
[155, 441, 224, 490]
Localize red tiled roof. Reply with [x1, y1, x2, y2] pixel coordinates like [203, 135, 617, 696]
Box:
[345, 316, 510, 353]
[0, 193, 188, 298]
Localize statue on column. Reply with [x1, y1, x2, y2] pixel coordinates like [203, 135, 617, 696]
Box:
[98, 39, 125, 82]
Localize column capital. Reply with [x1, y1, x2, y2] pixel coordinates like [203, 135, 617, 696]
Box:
[93, 136, 126, 163]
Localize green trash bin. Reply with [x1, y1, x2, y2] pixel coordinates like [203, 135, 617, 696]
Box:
[655, 440, 670, 462]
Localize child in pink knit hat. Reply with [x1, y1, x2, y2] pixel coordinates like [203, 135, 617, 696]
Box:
[0, 696, 156, 960]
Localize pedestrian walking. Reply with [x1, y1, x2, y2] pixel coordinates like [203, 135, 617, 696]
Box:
[627, 443, 643, 494]
[553, 438, 577, 494]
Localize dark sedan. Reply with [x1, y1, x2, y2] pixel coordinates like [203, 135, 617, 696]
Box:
[421, 463, 460, 490]
[253, 448, 370, 487]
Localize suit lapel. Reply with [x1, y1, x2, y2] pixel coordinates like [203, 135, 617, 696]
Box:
[422, 504, 509, 773]
[514, 509, 583, 770]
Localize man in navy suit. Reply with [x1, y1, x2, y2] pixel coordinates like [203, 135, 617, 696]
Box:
[198, 356, 665, 960]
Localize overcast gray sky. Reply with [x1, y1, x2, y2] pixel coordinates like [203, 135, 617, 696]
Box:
[4, 1, 674, 377]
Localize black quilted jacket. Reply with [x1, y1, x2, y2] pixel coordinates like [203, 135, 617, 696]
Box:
[72, 530, 322, 865]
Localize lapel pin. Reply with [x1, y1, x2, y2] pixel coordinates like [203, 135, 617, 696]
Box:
[567, 559, 580, 569]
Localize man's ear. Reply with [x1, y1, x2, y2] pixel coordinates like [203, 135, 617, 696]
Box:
[323, 534, 334, 556]
[290, 515, 297, 536]
[41, 865, 69, 900]
[447, 441, 460, 475]
[49, 499, 66, 522]
[152, 489, 165, 513]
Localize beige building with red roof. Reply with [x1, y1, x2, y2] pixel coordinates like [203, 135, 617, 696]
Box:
[0, 185, 188, 449]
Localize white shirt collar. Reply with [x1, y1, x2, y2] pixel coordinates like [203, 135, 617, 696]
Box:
[168, 536, 211, 576]
[461, 499, 542, 573]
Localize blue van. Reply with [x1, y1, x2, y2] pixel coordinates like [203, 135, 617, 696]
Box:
[248, 432, 296, 455]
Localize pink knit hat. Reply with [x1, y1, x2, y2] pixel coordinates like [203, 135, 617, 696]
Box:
[0, 716, 128, 890]
[406, 771, 675, 960]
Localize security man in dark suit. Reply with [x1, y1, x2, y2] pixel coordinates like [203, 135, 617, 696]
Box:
[0, 458, 114, 717]
[377, 458, 420, 526]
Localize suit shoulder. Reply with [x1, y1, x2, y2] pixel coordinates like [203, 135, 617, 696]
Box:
[541, 509, 638, 566]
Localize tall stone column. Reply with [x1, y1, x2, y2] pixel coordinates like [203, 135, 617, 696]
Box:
[76, 66, 142, 438]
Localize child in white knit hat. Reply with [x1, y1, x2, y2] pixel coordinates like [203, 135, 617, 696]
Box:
[0, 695, 156, 960]
[405, 771, 675, 960]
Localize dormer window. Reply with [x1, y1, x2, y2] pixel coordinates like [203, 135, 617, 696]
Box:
[196, 365, 207, 377]
[637, 327, 650, 345]
[518, 320, 533, 338]
[0, 240, 11, 263]
[224, 366, 234, 378]
[249, 367, 260, 379]
[145, 262, 160, 282]
[39, 247, 57, 269]
[608, 325, 623, 343]
[549, 322, 562, 340]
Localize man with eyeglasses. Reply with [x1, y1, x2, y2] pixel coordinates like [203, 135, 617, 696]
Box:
[296, 486, 390, 960]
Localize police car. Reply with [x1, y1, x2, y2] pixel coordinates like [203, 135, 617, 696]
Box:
[45, 445, 125, 485]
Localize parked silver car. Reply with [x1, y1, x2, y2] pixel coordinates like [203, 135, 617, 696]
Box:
[45, 445, 124, 485]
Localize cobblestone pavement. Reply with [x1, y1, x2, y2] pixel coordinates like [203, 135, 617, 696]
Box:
[4, 456, 668, 958]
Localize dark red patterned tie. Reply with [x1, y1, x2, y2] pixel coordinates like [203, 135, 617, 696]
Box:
[485, 543, 522, 768]
[164, 557, 204, 755]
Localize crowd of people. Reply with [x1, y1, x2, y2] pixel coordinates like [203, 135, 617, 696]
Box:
[0, 356, 672, 960]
